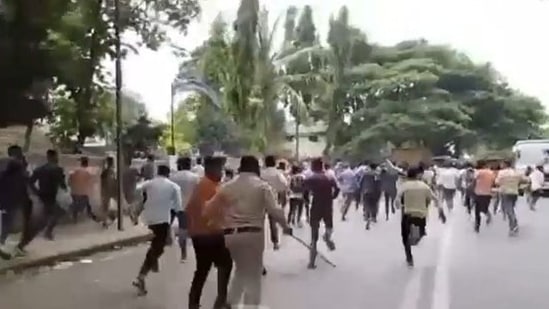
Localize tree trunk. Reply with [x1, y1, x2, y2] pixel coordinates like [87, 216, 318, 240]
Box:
[23, 121, 34, 153]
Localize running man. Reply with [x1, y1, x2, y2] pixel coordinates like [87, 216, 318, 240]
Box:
[396, 166, 444, 267]
[303, 158, 339, 269]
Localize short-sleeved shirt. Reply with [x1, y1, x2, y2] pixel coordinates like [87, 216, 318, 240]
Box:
[474, 168, 495, 196]
[304, 172, 339, 210]
[186, 177, 222, 236]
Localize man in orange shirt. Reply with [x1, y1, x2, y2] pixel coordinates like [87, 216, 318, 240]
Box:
[186, 156, 232, 309]
[473, 160, 494, 233]
[69, 157, 98, 223]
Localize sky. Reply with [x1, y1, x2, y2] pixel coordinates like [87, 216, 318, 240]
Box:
[119, 0, 549, 121]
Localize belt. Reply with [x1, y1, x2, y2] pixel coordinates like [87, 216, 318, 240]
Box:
[223, 226, 262, 235]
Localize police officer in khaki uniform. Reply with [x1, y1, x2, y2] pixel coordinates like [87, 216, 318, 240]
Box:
[205, 155, 292, 308]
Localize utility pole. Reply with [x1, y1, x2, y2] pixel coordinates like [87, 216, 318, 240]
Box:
[114, 0, 123, 231]
[169, 82, 175, 155]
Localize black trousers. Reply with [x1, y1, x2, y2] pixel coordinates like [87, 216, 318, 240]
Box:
[383, 190, 396, 217]
[0, 208, 14, 245]
[139, 223, 170, 276]
[363, 193, 380, 221]
[401, 214, 426, 262]
[19, 195, 63, 247]
[288, 198, 304, 224]
[474, 195, 491, 229]
[310, 206, 333, 244]
[464, 190, 474, 214]
[189, 234, 233, 307]
[268, 216, 279, 245]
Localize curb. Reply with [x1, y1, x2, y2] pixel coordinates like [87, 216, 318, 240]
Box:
[0, 232, 152, 275]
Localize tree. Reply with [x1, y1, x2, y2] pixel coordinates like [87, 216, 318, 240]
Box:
[0, 0, 201, 151]
[123, 115, 166, 158]
[48, 89, 147, 149]
[337, 40, 546, 158]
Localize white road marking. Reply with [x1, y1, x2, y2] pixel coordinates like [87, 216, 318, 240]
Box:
[398, 269, 423, 309]
[431, 216, 455, 309]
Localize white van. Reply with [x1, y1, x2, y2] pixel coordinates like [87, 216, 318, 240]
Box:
[512, 139, 549, 194]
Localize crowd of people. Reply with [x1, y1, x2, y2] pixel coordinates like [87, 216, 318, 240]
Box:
[0, 146, 543, 308]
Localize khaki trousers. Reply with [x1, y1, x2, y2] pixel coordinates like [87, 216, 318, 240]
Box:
[225, 231, 265, 307]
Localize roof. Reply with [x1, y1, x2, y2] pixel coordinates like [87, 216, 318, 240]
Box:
[284, 120, 327, 136]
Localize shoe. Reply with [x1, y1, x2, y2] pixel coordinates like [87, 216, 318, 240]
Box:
[297, 221, 303, 228]
[132, 277, 147, 296]
[365, 222, 370, 230]
[0, 247, 11, 260]
[262, 268, 267, 276]
[12, 246, 27, 258]
[406, 259, 414, 268]
[509, 226, 519, 236]
[44, 233, 54, 241]
[273, 243, 280, 251]
[486, 214, 492, 225]
[474, 226, 480, 233]
[213, 301, 231, 309]
[323, 235, 336, 251]
[307, 263, 317, 269]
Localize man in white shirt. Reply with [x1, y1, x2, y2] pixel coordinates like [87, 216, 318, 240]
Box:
[133, 165, 182, 296]
[191, 157, 205, 177]
[261, 155, 288, 250]
[529, 164, 544, 211]
[170, 157, 199, 262]
[437, 161, 460, 210]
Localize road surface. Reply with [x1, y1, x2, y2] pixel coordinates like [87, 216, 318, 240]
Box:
[1, 197, 548, 309]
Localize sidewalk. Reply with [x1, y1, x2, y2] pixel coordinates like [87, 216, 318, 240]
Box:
[0, 218, 151, 275]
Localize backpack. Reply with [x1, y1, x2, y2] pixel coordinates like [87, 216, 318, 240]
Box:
[290, 174, 305, 193]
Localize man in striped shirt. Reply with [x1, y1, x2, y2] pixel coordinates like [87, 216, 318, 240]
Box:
[495, 160, 528, 236]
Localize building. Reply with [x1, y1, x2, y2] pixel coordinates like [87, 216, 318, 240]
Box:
[283, 120, 327, 159]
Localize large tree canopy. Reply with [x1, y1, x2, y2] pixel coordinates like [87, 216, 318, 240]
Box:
[335, 40, 546, 159]
[1, 0, 200, 150]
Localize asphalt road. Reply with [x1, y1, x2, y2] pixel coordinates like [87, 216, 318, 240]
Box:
[1, 197, 548, 309]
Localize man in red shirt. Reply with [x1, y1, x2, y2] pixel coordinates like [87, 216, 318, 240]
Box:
[186, 156, 232, 309]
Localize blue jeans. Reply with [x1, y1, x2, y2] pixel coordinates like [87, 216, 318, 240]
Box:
[170, 210, 188, 258]
[501, 194, 518, 231]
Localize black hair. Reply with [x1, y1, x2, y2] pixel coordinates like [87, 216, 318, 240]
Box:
[240, 155, 261, 175]
[7, 145, 22, 157]
[291, 165, 300, 174]
[324, 162, 331, 169]
[311, 157, 323, 172]
[47, 149, 57, 159]
[204, 156, 224, 172]
[265, 155, 276, 167]
[277, 161, 286, 170]
[476, 160, 486, 169]
[225, 168, 234, 178]
[177, 157, 192, 170]
[196, 157, 203, 165]
[369, 162, 378, 170]
[157, 165, 170, 177]
[80, 156, 89, 167]
[407, 166, 421, 179]
[147, 154, 154, 161]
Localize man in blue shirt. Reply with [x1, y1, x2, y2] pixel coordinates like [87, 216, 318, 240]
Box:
[338, 163, 358, 221]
